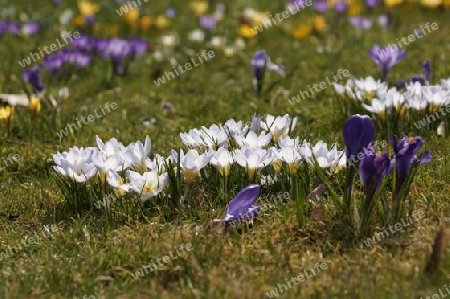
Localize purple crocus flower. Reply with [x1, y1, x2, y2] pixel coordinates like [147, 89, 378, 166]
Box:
[314, 0, 328, 13]
[22, 22, 40, 36]
[343, 114, 375, 163]
[349, 16, 373, 30]
[6, 21, 20, 35]
[368, 44, 406, 81]
[391, 136, 431, 215]
[98, 38, 132, 75]
[214, 184, 261, 225]
[23, 67, 44, 93]
[292, 0, 307, 9]
[334, 1, 349, 13]
[129, 37, 148, 59]
[199, 16, 217, 31]
[365, 0, 381, 9]
[71, 35, 96, 52]
[251, 50, 284, 96]
[359, 146, 394, 200]
[166, 7, 176, 18]
[391, 136, 431, 197]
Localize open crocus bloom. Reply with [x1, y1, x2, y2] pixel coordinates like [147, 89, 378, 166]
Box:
[210, 147, 234, 178]
[126, 169, 168, 202]
[214, 184, 261, 225]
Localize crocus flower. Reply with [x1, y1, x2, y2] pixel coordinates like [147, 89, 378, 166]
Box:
[22, 22, 40, 36]
[376, 14, 391, 28]
[199, 16, 217, 31]
[210, 147, 234, 178]
[368, 44, 406, 81]
[251, 50, 284, 96]
[214, 184, 261, 225]
[334, 1, 349, 13]
[365, 0, 382, 9]
[233, 147, 275, 180]
[349, 16, 373, 30]
[359, 146, 393, 200]
[314, 0, 328, 13]
[126, 169, 168, 202]
[178, 149, 214, 182]
[391, 136, 431, 199]
[342, 114, 375, 163]
[23, 67, 44, 94]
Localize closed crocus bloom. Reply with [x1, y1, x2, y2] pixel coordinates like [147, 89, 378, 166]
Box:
[342, 114, 375, 162]
[199, 16, 217, 31]
[29, 97, 41, 118]
[180, 149, 214, 182]
[280, 146, 303, 175]
[214, 184, 261, 225]
[0, 106, 14, 126]
[23, 67, 44, 94]
[125, 135, 151, 174]
[210, 147, 234, 178]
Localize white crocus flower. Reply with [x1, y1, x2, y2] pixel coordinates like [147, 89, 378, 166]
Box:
[261, 114, 298, 142]
[310, 141, 341, 168]
[278, 136, 300, 148]
[224, 119, 249, 138]
[188, 29, 205, 42]
[422, 85, 450, 110]
[126, 169, 168, 202]
[180, 128, 204, 149]
[92, 153, 122, 183]
[362, 98, 389, 116]
[441, 78, 450, 90]
[179, 149, 214, 182]
[107, 170, 131, 196]
[53, 152, 97, 183]
[233, 147, 275, 180]
[145, 154, 166, 175]
[279, 146, 303, 175]
[96, 136, 126, 158]
[354, 76, 387, 100]
[234, 131, 272, 150]
[201, 124, 228, 150]
[210, 147, 234, 178]
[406, 94, 428, 111]
[125, 136, 151, 174]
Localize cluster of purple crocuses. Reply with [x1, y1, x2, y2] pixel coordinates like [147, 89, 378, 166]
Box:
[0, 20, 40, 37]
[343, 114, 430, 220]
[22, 35, 149, 92]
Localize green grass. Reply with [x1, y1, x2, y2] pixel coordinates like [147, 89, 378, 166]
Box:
[1, 0, 450, 298]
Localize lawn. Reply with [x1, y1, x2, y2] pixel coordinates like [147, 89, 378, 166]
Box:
[0, 0, 450, 298]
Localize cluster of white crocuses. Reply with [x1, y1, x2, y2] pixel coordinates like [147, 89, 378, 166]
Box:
[53, 136, 169, 202]
[178, 113, 346, 183]
[334, 76, 450, 115]
[52, 114, 346, 204]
